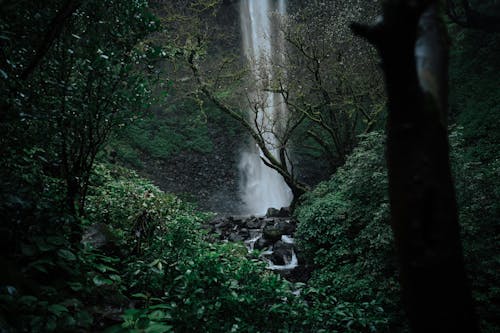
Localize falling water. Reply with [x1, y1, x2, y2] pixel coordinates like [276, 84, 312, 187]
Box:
[239, 0, 292, 215]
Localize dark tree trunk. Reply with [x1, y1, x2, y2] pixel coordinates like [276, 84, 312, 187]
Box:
[352, 1, 479, 332]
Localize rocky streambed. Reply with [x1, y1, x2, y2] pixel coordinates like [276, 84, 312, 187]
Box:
[204, 208, 312, 282]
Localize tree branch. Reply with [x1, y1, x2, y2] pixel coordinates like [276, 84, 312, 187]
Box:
[21, 0, 82, 80]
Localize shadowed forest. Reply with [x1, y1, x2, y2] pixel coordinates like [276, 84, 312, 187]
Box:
[0, 0, 499, 332]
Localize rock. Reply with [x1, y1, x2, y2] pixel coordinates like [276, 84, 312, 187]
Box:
[275, 220, 295, 235]
[229, 215, 246, 226]
[262, 225, 282, 242]
[254, 237, 272, 250]
[246, 217, 262, 229]
[261, 217, 275, 227]
[271, 240, 295, 265]
[228, 232, 244, 242]
[239, 228, 250, 238]
[214, 219, 230, 229]
[266, 207, 280, 217]
[209, 216, 224, 225]
[279, 207, 291, 217]
[266, 207, 291, 218]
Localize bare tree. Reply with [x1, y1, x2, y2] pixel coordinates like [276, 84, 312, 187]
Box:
[277, 1, 385, 170]
[187, 45, 309, 203]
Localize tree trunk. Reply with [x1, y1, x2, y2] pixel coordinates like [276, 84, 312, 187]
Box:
[352, 1, 478, 332]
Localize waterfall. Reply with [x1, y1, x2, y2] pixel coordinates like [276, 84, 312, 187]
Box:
[239, 0, 292, 215]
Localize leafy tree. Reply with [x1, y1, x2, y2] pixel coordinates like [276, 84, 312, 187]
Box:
[0, 0, 158, 217]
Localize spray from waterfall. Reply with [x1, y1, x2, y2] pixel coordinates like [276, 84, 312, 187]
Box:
[239, 0, 292, 215]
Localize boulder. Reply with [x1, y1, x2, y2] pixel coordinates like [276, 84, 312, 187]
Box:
[239, 228, 250, 239]
[262, 225, 282, 242]
[266, 207, 291, 218]
[271, 240, 295, 265]
[254, 237, 272, 250]
[245, 217, 262, 229]
[214, 219, 231, 229]
[266, 207, 280, 217]
[228, 232, 244, 242]
[275, 220, 295, 235]
[279, 207, 291, 217]
[229, 215, 247, 226]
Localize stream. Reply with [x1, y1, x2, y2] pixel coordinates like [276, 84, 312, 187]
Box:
[206, 208, 311, 282]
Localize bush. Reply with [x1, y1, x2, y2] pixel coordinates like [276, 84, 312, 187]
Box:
[296, 126, 500, 332]
[85, 164, 309, 333]
[85, 163, 195, 252]
[295, 131, 402, 332]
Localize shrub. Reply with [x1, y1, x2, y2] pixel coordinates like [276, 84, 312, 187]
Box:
[295, 131, 402, 332]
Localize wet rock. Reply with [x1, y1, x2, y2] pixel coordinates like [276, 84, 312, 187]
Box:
[209, 216, 224, 225]
[279, 207, 291, 217]
[266, 207, 291, 218]
[246, 218, 262, 229]
[239, 228, 250, 238]
[266, 207, 280, 217]
[262, 225, 282, 242]
[271, 240, 294, 265]
[261, 217, 275, 227]
[228, 232, 244, 242]
[229, 215, 247, 226]
[214, 219, 230, 229]
[275, 220, 295, 235]
[254, 237, 272, 250]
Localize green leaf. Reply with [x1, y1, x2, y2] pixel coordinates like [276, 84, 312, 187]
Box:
[68, 282, 83, 291]
[148, 310, 171, 321]
[103, 325, 128, 333]
[58, 249, 77, 261]
[35, 238, 54, 252]
[132, 293, 149, 299]
[48, 304, 69, 316]
[95, 263, 118, 273]
[93, 275, 113, 286]
[144, 323, 173, 333]
[18, 295, 38, 306]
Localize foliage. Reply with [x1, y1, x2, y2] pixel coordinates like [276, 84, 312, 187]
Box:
[451, 130, 500, 333]
[295, 132, 402, 332]
[109, 101, 215, 167]
[85, 163, 196, 252]
[447, 21, 500, 333]
[296, 124, 500, 332]
[0, 0, 159, 214]
[0, 161, 311, 332]
[85, 164, 309, 333]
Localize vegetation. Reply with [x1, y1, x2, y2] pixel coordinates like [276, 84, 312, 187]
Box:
[1, 0, 498, 332]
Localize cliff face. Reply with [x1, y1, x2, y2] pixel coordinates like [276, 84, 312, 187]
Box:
[139, 115, 245, 214]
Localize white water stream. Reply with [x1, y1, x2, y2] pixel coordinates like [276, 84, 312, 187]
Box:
[239, 0, 292, 215]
